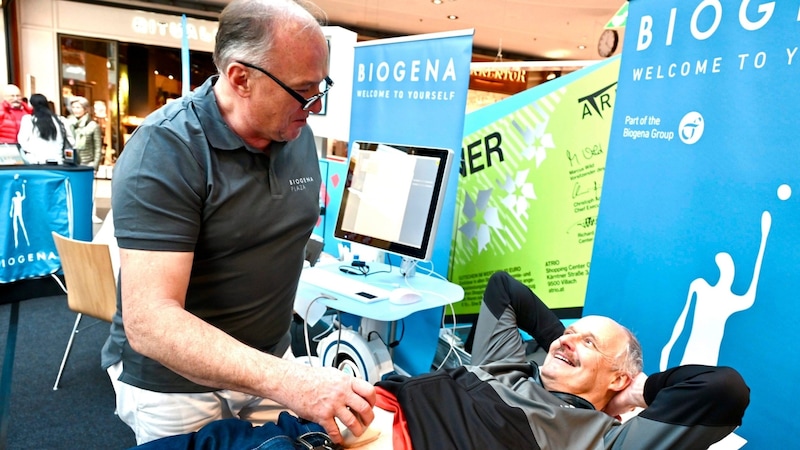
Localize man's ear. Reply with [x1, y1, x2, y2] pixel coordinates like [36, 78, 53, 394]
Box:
[609, 371, 632, 393]
[226, 63, 252, 98]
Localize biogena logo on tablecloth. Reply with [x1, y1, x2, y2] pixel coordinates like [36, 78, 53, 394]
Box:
[1, 172, 69, 282]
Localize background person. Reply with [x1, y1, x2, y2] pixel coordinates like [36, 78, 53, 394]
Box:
[67, 95, 104, 222]
[66, 96, 102, 170]
[0, 84, 33, 144]
[101, 0, 374, 445]
[17, 93, 72, 164]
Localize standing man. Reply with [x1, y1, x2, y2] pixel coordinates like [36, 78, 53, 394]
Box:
[0, 84, 32, 144]
[101, 0, 375, 445]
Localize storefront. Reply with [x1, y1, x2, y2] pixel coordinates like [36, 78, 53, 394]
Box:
[15, 0, 219, 168]
[12, 0, 357, 171]
[60, 36, 217, 166]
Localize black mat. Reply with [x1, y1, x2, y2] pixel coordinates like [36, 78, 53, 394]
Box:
[0, 294, 135, 449]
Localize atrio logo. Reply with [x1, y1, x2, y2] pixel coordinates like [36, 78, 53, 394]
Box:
[578, 82, 617, 119]
[678, 112, 704, 144]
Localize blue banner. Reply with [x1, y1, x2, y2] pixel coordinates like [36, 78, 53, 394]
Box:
[585, 1, 798, 447]
[349, 30, 473, 374]
[1, 171, 72, 283]
[350, 30, 473, 273]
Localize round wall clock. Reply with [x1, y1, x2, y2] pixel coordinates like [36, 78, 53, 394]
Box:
[598, 29, 619, 58]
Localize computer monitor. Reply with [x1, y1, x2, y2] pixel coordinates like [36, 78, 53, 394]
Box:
[0, 144, 26, 165]
[333, 141, 454, 265]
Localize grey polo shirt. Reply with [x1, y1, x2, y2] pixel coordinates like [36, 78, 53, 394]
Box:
[101, 76, 322, 393]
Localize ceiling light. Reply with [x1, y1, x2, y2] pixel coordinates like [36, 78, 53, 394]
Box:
[431, 0, 443, 4]
[544, 49, 569, 59]
[447, 15, 458, 20]
[577, 44, 586, 50]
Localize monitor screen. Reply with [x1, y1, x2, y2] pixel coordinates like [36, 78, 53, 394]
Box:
[334, 141, 454, 262]
[0, 144, 25, 166]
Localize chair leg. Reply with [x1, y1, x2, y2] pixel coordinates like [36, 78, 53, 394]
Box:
[53, 313, 83, 391]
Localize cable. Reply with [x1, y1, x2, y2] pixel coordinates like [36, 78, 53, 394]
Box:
[311, 316, 335, 343]
[333, 310, 342, 368]
[413, 259, 447, 281]
[394, 259, 462, 369]
[364, 266, 392, 276]
[390, 261, 456, 352]
[434, 301, 463, 370]
[337, 262, 393, 277]
[338, 264, 369, 276]
[303, 294, 334, 367]
[367, 330, 388, 347]
[387, 319, 405, 348]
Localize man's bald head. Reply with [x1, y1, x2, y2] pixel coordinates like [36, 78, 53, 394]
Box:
[3, 85, 24, 109]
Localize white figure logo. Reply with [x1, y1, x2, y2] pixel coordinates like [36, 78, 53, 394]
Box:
[660, 210, 771, 370]
[10, 178, 30, 248]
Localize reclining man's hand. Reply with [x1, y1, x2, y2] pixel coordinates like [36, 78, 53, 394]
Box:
[602, 372, 648, 419]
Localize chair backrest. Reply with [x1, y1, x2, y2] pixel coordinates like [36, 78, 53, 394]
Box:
[51, 231, 117, 322]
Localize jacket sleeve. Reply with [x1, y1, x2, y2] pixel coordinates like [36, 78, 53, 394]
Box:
[607, 365, 750, 450]
[469, 271, 565, 365]
[90, 121, 102, 169]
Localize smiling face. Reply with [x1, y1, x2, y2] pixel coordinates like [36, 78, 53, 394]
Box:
[539, 315, 632, 409]
[3, 85, 23, 109]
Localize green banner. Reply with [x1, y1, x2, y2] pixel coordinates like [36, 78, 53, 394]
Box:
[451, 58, 620, 316]
[605, 2, 628, 29]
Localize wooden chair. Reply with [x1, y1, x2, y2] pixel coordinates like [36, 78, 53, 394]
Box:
[51, 231, 118, 390]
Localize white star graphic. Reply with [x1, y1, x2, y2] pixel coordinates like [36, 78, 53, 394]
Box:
[459, 189, 503, 253]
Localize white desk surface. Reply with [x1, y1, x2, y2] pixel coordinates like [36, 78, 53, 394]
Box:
[297, 262, 464, 322]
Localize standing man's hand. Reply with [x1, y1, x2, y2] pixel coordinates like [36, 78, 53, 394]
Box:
[276, 364, 376, 444]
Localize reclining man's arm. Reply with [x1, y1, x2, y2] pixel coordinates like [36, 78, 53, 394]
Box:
[606, 365, 750, 449]
[471, 271, 565, 365]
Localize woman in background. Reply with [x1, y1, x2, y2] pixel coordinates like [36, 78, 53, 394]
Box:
[68, 96, 102, 171]
[17, 93, 71, 164]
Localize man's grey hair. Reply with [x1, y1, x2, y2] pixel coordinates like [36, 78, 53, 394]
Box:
[213, 0, 328, 73]
[615, 327, 644, 377]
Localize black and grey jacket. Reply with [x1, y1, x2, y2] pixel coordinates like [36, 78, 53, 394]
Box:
[378, 362, 748, 450]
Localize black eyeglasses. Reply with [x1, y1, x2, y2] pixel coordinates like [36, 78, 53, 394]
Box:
[236, 60, 333, 111]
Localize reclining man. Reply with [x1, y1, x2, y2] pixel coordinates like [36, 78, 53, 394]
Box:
[134, 271, 750, 449]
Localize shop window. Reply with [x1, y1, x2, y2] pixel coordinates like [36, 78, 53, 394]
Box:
[59, 35, 216, 165]
[60, 35, 119, 166]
